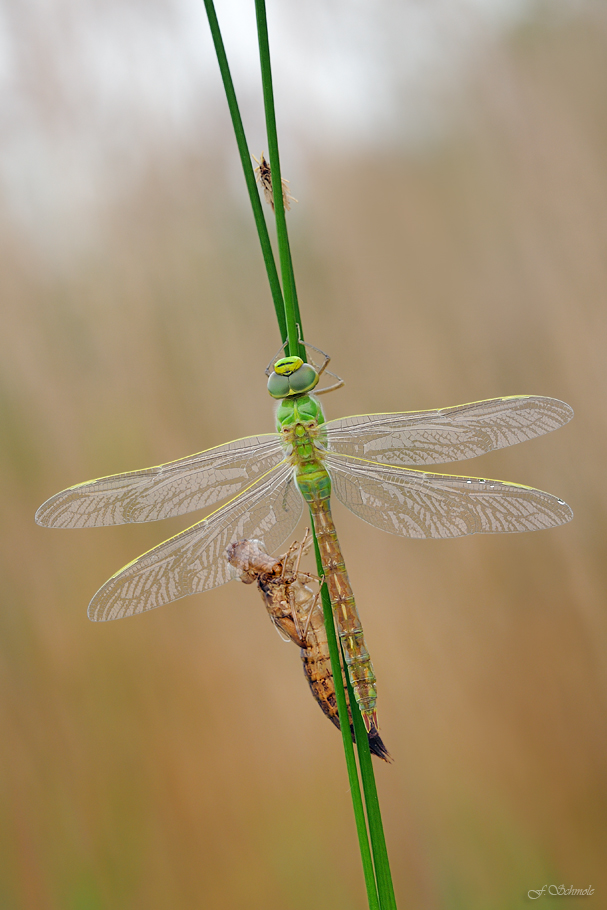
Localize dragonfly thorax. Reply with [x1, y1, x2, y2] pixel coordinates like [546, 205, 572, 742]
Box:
[275, 392, 325, 429]
[276, 395, 327, 468]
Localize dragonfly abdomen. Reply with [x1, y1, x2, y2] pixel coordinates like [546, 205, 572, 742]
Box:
[301, 607, 389, 761]
[284, 418, 381, 736]
[226, 536, 389, 761]
[299, 471, 379, 735]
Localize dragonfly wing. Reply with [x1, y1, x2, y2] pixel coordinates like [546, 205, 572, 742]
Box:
[36, 435, 285, 528]
[324, 397, 573, 466]
[88, 460, 302, 621]
[326, 453, 572, 539]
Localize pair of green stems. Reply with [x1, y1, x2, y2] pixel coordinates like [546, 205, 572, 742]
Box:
[202, 1, 397, 908]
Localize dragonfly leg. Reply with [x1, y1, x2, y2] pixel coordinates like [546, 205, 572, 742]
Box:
[281, 537, 305, 580]
[296, 327, 328, 368]
[296, 528, 314, 562]
[296, 571, 321, 583]
[301, 588, 321, 642]
[287, 583, 305, 644]
[291, 529, 311, 577]
[295, 335, 345, 395]
[314, 372, 344, 396]
[291, 527, 322, 596]
[264, 339, 288, 377]
[299, 572, 332, 658]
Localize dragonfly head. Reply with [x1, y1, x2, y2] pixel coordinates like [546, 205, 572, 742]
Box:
[267, 356, 319, 399]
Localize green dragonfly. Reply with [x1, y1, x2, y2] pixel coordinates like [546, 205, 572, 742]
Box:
[36, 350, 573, 735]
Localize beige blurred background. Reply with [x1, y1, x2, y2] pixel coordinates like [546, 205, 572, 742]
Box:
[1, 1, 606, 908]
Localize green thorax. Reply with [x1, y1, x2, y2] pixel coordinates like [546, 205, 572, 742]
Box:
[275, 394, 330, 504]
[276, 392, 325, 432]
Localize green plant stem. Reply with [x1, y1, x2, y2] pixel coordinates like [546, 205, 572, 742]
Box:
[205, 4, 397, 908]
[346, 676, 398, 910]
[312, 529, 380, 910]
[202, 0, 287, 345]
[255, 5, 396, 906]
[254, 0, 304, 361]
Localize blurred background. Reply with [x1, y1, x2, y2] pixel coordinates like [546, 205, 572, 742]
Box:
[1, 0, 606, 907]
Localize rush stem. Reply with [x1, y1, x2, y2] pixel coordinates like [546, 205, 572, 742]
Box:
[254, 0, 305, 361]
[202, 0, 287, 345]
[312, 525, 380, 910]
[346, 672, 398, 910]
[204, 3, 396, 907]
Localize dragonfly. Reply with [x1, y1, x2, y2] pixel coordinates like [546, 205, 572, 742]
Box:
[226, 532, 390, 761]
[36, 346, 573, 736]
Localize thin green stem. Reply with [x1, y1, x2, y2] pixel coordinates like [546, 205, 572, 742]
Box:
[346, 675, 398, 910]
[254, 0, 304, 361]
[312, 529, 380, 910]
[204, 5, 397, 908]
[202, 0, 287, 345]
[255, 6, 396, 903]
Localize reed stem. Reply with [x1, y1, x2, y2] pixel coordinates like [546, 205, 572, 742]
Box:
[203, 1, 396, 906]
[312, 529, 381, 910]
[202, 0, 287, 344]
[347, 674, 398, 909]
[254, 0, 304, 360]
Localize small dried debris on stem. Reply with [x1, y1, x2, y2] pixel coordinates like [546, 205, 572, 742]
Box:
[253, 152, 298, 211]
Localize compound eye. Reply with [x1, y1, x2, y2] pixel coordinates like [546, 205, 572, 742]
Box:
[289, 363, 319, 393]
[267, 371, 291, 399]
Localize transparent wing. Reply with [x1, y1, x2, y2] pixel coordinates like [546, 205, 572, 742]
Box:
[35, 434, 285, 528]
[323, 397, 573, 466]
[326, 452, 572, 539]
[88, 461, 302, 621]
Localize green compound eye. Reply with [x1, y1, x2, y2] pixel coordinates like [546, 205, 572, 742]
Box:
[267, 361, 319, 398]
[288, 363, 319, 394]
[267, 371, 291, 399]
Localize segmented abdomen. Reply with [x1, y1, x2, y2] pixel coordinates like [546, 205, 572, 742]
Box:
[295, 465, 379, 735]
[226, 538, 389, 760]
[300, 610, 389, 761]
